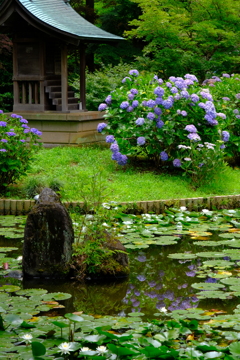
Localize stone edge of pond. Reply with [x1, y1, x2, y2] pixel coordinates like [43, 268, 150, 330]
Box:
[0, 194, 240, 215]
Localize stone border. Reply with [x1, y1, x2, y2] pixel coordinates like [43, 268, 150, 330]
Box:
[0, 194, 240, 215]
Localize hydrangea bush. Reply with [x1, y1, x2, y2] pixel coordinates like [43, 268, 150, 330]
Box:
[202, 74, 240, 162]
[0, 111, 42, 193]
[97, 70, 229, 186]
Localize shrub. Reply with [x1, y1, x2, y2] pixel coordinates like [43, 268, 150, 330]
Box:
[97, 71, 229, 187]
[202, 74, 240, 163]
[0, 111, 42, 194]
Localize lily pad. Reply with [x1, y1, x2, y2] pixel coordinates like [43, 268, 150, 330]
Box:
[42, 292, 72, 301]
[16, 289, 48, 297]
[196, 252, 227, 258]
[0, 247, 19, 253]
[202, 259, 234, 268]
[220, 278, 240, 286]
[168, 253, 197, 260]
[191, 282, 225, 290]
[196, 290, 232, 299]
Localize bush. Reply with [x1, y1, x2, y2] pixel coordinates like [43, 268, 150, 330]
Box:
[97, 70, 229, 187]
[0, 111, 42, 194]
[202, 74, 240, 163]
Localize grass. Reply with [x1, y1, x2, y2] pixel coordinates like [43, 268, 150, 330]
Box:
[6, 145, 240, 202]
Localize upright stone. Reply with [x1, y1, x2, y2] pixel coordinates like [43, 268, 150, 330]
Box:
[23, 188, 74, 278]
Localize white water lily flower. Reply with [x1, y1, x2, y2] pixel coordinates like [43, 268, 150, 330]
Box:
[201, 209, 210, 214]
[81, 347, 90, 352]
[21, 334, 33, 343]
[180, 206, 187, 211]
[58, 342, 75, 355]
[123, 221, 133, 225]
[102, 222, 110, 227]
[159, 307, 168, 313]
[228, 210, 236, 214]
[97, 345, 108, 353]
[17, 256, 23, 261]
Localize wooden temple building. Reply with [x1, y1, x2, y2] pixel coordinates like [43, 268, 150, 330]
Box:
[0, 0, 123, 145]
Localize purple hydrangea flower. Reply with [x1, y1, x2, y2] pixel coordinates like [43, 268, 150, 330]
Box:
[6, 132, 16, 136]
[117, 154, 128, 166]
[105, 95, 112, 105]
[137, 275, 146, 282]
[10, 114, 21, 118]
[106, 135, 115, 143]
[154, 107, 162, 115]
[181, 90, 190, 99]
[186, 271, 196, 277]
[217, 113, 226, 119]
[110, 142, 119, 152]
[137, 255, 147, 262]
[147, 112, 155, 120]
[132, 100, 139, 108]
[130, 88, 138, 95]
[155, 97, 163, 105]
[0, 148, 7, 152]
[21, 124, 29, 128]
[122, 77, 131, 83]
[173, 159, 181, 167]
[191, 94, 199, 103]
[185, 124, 197, 133]
[174, 80, 186, 90]
[128, 93, 135, 100]
[1, 139, 7, 143]
[233, 109, 239, 114]
[169, 76, 176, 82]
[222, 97, 230, 101]
[98, 103, 107, 111]
[0, 110, 3, 114]
[187, 133, 201, 141]
[181, 110, 187, 116]
[112, 151, 122, 161]
[154, 86, 164, 97]
[162, 99, 173, 109]
[166, 82, 172, 88]
[147, 99, 156, 108]
[127, 106, 134, 112]
[129, 69, 139, 77]
[137, 137, 146, 145]
[136, 117, 145, 126]
[120, 101, 129, 109]
[160, 151, 168, 161]
[184, 74, 198, 82]
[158, 78, 163, 84]
[222, 73, 230, 78]
[170, 87, 178, 94]
[200, 91, 213, 101]
[24, 129, 30, 133]
[156, 120, 164, 128]
[198, 102, 206, 109]
[20, 118, 28, 124]
[235, 94, 240, 100]
[31, 128, 42, 136]
[222, 131, 230, 142]
[0, 121, 7, 127]
[20, 139, 26, 143]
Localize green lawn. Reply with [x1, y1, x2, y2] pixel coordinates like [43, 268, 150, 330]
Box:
[9, 146, 240, 202]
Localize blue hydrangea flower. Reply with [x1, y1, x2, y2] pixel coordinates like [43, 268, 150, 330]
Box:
[120, 101, 129, 109]
[169, 76, 176, 82]
[110, 142, 119, 152]
[160, 151, 168, 161]
[0, 148, 7, 152]
[185, 124, 197, 133]
[122, 76, 131, 83]
[106, 135, 115, 143]
[155, 97, 163, 105]
[212, 76, 222, 82]
[0, 110, 3, 114]
[198, 102, 206, 109]
[158, 78, 163, 84]
[181, 90, 189, 99]
[170, 87, 178, 94]
[98, 103, 107, 111]
[128, 93, 135, 100]
[20, 139, 26, 143]
[154, 87, 164, 97]
[190, 94, 199, 103]
[187, 133, 201, 141]
[0, 121, 7, 127]
[20, 118, 28, 124]
[137, 137, 146, 145]
[222, 97, 230, 101]
[130, 88, 138, 95]
[117, 154, 128, 165]
[147, 99, 156, 108]
[105, 95, 112, 105]
[132, 100, 139, 108]
[156, 120, 164, 128]
[6, 131, 16, 136]
[235, 94, 240, 100]
[184, 74, 198, 82]
[127, 106, 134, 112]
[173, 159, 181, 167]
[233, 109, 239, 114]
[162, 99, 173, 109]
[174, 80, 185, 90]
[31, 128, 42, 136]
[1, 139, 7, 143]
[200, 91, 213, 101]
[22, 124, 29, 128]
[129, 69, 139, 77]
[97, 123, 107, 132]
[222, 73, 230, 78]
[11, 114, 21, 118]
[147, 112, 155, 120]
[24, 129, 30, 133]
[142, 100, 147, 106]
[222, 131, 230, 142]
[112, 151, 122, 161]
[181, 111, 187, 116]
[217, 113, 226, 119]
[166, 82, 172, 88]
[136, 117, 145, 126]
[154, 107, 162, 115]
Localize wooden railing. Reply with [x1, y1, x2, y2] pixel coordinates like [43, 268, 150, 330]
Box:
[13, 77, 45, 111]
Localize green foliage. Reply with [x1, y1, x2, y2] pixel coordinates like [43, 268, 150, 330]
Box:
[0, 112, 42, 194]
[99, 70, 227, 187]
[126, 0, 240, 80]
[71, 63, 134, 110]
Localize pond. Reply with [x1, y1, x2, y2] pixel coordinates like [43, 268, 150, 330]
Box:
[1, 208, 240, 322]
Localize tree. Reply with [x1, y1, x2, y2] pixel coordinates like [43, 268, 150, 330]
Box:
[126, 0, 240, 79]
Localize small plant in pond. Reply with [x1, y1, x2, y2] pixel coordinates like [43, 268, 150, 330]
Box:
[97, 71, 229, 187]
[0, 111, 42, 194]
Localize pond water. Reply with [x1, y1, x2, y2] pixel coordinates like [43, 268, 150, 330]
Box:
[1, 210, 240, 321]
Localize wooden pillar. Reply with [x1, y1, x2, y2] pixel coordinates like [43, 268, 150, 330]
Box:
[61, 44, 68, 112]
[79, 43, 87, 111]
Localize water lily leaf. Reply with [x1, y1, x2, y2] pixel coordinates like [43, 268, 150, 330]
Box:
[42, 292, 72, 301]
[229, 342, 240, 356]
[141, 230, 154, 237]
[193, 241, 228, 247]
[196, 290, 232, 299]
[226, 240, 240, 248]
[155, 239, 177, 245]
[65, 313, 84, 322]
[196, 252, 227, 258]
[16, 289, 48, 297]
[202, 260, 234, 268]
[128, 312, 145, 317]
[220, 278, 240, 286]
[31, 341, 46, 357]
[0, 247, 19, 253]
[0, 285, 21, 292]
[219, 233, 240, 239]
[191, 282, 225, 290]
[168, 253, 196, 260]
[125, 244, 149, 249]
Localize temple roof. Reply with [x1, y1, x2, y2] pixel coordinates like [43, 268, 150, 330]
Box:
[0, 0, 124, 44]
